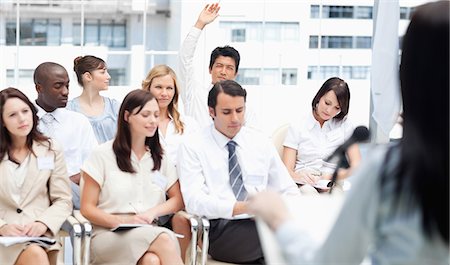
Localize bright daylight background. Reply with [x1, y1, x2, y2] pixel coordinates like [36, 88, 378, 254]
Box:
[0, 0, 433, 138]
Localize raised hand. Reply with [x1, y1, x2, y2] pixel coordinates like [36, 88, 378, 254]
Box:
[195, 3, 221, 30]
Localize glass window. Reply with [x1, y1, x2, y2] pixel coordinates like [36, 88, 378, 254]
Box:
[85, 19, 99, 46]
[355, 6, 372, 19]
[356, 36, 371, 48]
[108, 68, 127, 86]
[310, 5, 320, 18]
[282, 68, 297, 85]
[400, 7, 408, 19]
[262, 68, 279, 85]
[6, 22, 16, 45]
[264, 22, 280, 41]
[342, 66, 370, 79]
[7, 18, 61, 46]
[6, 69, 34, 87]
[236, 68, 260, 85]
[326, 6, 354, 18]
[231, 28, 246, 42]
[309, 35, 318, 48]
[281, 22, 299, 41]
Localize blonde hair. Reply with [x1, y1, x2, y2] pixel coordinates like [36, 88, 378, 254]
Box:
[142, 65, 184, 134]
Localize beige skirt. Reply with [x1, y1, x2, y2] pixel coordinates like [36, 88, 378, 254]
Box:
[90, 225, 179, 265]
[0, 241, 60, 265]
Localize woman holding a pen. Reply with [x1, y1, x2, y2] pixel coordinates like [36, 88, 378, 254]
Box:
[0, 87, 72, 265]
[80, 89, 184, 265]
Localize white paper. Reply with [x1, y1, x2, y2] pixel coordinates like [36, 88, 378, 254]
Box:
[0, 236, 56, 247]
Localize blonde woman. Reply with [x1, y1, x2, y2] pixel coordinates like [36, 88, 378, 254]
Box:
[142, 65, 198, 261]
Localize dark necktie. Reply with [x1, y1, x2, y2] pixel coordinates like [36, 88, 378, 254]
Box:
[227, 141, 247, 201]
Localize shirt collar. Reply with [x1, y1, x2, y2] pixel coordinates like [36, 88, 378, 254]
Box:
[210, 124, 244, 149]
[34, 102, 62, 123]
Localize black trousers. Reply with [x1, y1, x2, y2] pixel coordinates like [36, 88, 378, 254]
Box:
[208, 218, 265, 264]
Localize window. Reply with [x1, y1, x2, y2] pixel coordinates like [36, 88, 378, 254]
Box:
[281, 22, 299, 41]
[310, 5, 320, 18]
[307, 66, 339, 80]
[231, 28, 246, 42]
[342, 66, 370, 79]
[108, 68, 127, 86]
[73, 19, 126, 47]
[6, 19, 61, 46]
[6, 69, 34, 86]
[323, 6, 354, 18]
[400, 7, 415, 20]
[282, 68, 297, 85]
[309, 36, 319, 48]
[356, 36, 372, 48]
[355, 6, 373, 19]
[262, 68, 279, 85]
[236, 68, 260, 85]
[311, 36, 372, 49]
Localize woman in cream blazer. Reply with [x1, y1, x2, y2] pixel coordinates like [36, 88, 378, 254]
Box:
[0, 87, 72, 265]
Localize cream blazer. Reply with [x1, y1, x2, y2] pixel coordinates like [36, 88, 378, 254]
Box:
[0, 139, 72, 264]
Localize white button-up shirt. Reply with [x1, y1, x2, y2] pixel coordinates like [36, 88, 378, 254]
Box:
[178, 125, 299, 219]
[283, 111, 354, 174]
[35, 103, 98, 177]
[178, 26, 260, 131]
[159, 114, 199, 166]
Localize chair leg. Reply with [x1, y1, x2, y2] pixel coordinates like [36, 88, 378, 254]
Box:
[189, 217, 199, 265]
[200, 218, 210, 265]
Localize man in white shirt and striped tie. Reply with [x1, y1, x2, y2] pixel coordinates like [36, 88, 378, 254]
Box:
[178, 80, 299, 264]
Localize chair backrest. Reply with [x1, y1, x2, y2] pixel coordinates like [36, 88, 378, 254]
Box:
[271, 124, 290, 158]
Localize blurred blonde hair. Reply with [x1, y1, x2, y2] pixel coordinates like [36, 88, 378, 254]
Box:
[142, 65, 184, 134]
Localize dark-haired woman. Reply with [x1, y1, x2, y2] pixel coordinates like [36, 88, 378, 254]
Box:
[250, 1, 449, 264]
[0, 87, 72, 265]
[68, 55, 119, 143]
[282, 77, 361, 193]
[80, 89, 183, 265]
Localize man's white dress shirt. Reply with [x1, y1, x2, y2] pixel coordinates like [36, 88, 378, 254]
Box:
[178, 125, 299, 219]
[35, 104, 98, 177]
[178, 27, 260, 130]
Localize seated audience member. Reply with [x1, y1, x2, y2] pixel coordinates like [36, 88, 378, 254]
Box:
[282, 77, 361, 193]
[250, 1, 449, 264]
[68, 55, 120, 144]
[80, 89, 184, 265]
[0, 87, 72, 265]
[33, 62, 97, 210]
[142, 64, 199, 261]
[178, 80, 299, 264]
[179, 3, 259, 130]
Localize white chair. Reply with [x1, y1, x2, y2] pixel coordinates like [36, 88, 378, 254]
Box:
[271, 123, 290, 158]
[73, 210, 92, 265]
[57, 215, 82, 265]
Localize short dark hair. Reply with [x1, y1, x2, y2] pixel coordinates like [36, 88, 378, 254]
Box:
[209, 46, 240, 73]
[311, 77, 350, 120]
[113, 89, 163, 173]
[207, 80, 247, 109]
[33, 62, 66, 85]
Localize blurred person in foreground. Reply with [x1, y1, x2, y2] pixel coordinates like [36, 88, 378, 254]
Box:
[249, 1, 449, 264]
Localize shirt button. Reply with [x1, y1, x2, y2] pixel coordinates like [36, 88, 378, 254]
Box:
[16, 208, 22, 213]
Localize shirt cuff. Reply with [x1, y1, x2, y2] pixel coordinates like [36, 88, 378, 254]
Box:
[189, 26, 202, 37]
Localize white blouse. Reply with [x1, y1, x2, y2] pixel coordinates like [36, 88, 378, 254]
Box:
[283, 111, 354, 175]
[6, 154, 31, 204]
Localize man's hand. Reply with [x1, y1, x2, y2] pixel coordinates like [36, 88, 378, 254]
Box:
[195, 3, 220, 30]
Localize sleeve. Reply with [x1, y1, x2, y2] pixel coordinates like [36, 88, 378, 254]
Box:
[177, 141, 235, 219]
[36, 141, 73, 236]
[161, 155, 178, 191]
[178, 27, 203, 116]
[111, 98, 121, 116]
[81, 146, 106, 187]
[275, 148, 385, 264]
[283, 124, 300, 150]
[266, 143, 299, 196]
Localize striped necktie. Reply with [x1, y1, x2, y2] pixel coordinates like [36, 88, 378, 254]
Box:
[227, 140, 247, 201]
[41, 113, 56, 137]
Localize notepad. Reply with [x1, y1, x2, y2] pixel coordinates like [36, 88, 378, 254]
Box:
[110, 224, 184, 238]
[0, 236, 56, 248]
